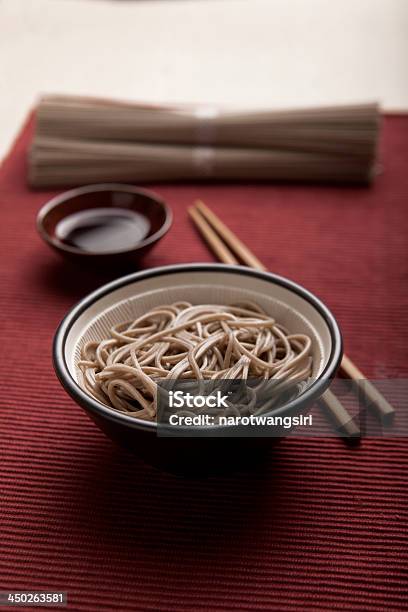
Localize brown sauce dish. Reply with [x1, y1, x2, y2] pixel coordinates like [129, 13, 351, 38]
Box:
[36, 183, 172, 267]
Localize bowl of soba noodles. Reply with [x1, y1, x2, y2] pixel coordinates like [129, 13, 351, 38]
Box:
[53, 264, 342, 474]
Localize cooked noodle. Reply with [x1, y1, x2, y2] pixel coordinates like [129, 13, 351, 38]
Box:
[78, 301, 313, 421]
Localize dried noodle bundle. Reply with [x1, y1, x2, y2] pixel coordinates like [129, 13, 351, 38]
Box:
[29, 95, 380, 187]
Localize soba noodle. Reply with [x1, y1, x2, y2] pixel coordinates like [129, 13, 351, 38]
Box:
[78, 301, 313, 421]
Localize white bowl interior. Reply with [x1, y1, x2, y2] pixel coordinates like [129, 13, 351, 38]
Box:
[64, 270, 333, 396]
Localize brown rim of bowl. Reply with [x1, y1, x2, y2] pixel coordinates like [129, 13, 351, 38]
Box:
[36, 183, 173, 256]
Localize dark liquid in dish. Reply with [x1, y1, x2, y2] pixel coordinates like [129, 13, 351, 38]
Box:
[55, 208, 151, 253]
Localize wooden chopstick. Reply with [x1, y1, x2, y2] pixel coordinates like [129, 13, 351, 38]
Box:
[190, 203, 359, 438]
[192, 200, 394, 426]
[321, 389, 360, 438]
[341, 355, 394, 424]
[195, 200, 267, 270]
[188, 207, 238, 265]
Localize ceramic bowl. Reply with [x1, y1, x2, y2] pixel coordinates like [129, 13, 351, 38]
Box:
[53, 264, 343, 474]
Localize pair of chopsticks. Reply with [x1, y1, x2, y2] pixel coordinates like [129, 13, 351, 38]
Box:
[189, 200, 395, 439]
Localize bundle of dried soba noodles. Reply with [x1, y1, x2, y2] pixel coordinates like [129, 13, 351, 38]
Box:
[28, 95, 380, 188]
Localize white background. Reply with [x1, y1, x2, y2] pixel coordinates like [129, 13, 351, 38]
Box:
[1, 0, 407, 159]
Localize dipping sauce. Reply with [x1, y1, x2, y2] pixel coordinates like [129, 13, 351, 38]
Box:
[55, 208, 151, 253]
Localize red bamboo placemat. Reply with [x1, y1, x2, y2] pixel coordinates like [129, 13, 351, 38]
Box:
[0, 115, 407, 611]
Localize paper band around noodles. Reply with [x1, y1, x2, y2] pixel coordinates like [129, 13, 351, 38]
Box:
[194, 106, 219, 145]
[192, 147, 215, 177]
[77, 302, 313, 422]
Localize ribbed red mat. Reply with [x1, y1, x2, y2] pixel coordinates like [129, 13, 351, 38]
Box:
[1, 115, 407, 611]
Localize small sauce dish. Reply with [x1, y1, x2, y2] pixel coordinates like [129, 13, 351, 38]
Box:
[37, 183, 172, 267]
